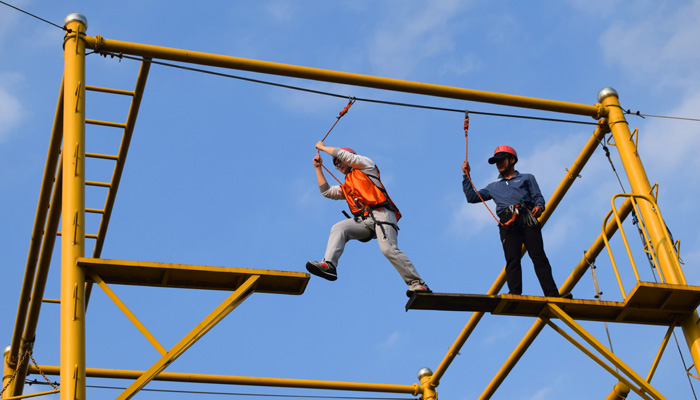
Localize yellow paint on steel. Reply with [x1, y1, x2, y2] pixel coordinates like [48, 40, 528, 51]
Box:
[544, 320, 646, 399]
[85, 152, 119, 160]
[6, 81, 64, 395]
[479, 197, 635, 399]
[77, 257, 309, 294]
[84, 35, 604, 118]
[85, 85, 134, 96]
[605, 382, 630, 400]
[85, 180, 110, 187]
[647, 322, 675, 383]
[60, 16, 88, 400]
[85, 119, 126, 129]
[116, 275, 260, 400]
[4, 389, 61, 400]
[603, 94, 700, 378]
[431, 123, 608, 388]
[29, 365, 420, 395]
[9, 160, 64, 397]
[548, 303, 666, 400]
[420, 371, 437, 400]
[88, 272, 167, 355]
[90, 59, 151, 263]
[544, 319, 648, 399]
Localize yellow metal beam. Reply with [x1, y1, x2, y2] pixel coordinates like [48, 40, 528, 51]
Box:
[479, 197, 635, 399]
[83, 35, 603, 118]
[646, 322, 676, 383]
[60, 13, 88, 400]
[29, 365, 420, 395]
[544, 319, 648, 399]
[4, 389, 61, 400]
[547, 303, 666, 400]
[605, 382, 630, 400]
[601, 91, 700, 378]
[77, 257, 309, 294]
[116, 275, 260, 400]
[88, 272, 167, 355]
[6, 81, 64, 394]
[431, 123, 609, 388]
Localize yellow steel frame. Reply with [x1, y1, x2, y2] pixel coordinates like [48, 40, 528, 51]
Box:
[4, 12, 698, 400]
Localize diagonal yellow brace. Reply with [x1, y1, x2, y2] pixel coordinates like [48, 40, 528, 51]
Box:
[543, 318, 652, 400]
[646, 320, 676, 383]
[88, 272, 167, 355]
[547, 304, 667, 400]
[115, 274, 260, 400]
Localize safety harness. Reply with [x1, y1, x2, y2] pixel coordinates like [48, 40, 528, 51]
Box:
[342, 167, 400, 240]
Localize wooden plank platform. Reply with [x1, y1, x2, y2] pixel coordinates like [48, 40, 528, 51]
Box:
[78, 258, 309, 295]
[406, 282, 700, 325]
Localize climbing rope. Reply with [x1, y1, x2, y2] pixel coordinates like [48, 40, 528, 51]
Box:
[461, 111, 503, 226]
[320, 97, 355, 143]
[317, 98, 355, 186]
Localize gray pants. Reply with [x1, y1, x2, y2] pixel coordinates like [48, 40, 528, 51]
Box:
[323, 208, 423, 285]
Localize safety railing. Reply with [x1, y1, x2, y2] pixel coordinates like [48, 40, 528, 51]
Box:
[601, 187, 682, 300]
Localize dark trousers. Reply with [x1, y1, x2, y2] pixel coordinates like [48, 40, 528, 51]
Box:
[499, 221, 559, 296]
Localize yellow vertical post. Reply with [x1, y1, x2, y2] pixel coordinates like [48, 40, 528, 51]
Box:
[61, 13, 88, 400]
[417, 368, 437, 400]
[600, 87, 700, 376]
[604, 382, 630, 400]
[2, 346, 14, 399]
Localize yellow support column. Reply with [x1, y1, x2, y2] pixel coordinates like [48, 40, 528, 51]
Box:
[417, 368, 437, 400]
[600, 87, 700, 376]
[61, 13, 88, 400]
[605, 382, 630, 400]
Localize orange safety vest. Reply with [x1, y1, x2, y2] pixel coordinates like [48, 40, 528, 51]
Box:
[342, 168, 402, 221]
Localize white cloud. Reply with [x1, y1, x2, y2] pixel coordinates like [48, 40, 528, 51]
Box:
[0, 73, 25, 143]
[527, 386, 553, 400]
[0, 0, 26, 43]
[638, 89, 700, 176]
[599, 0, 700, 90]
[449, 193, 498, 238]
[376, 330, 403, 352]
[265, 1, 294, 22]
[367, 0, 469, 78]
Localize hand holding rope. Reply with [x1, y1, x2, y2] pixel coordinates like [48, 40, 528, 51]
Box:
[316, 98, 356, 185]
[462, 110, 503, 226]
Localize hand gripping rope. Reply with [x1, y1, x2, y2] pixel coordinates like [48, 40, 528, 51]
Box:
[462, 111, 504, 226]
[318, 98, 356, 185]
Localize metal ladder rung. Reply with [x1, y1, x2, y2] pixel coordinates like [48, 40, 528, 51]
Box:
[86, 119, 127, 129]
[86, 85, 134, 97]
[86, 181, 111, 188]
[86, 152, 119, 161]
[56, 232, 99, 239]
[86, 208, 105, 214]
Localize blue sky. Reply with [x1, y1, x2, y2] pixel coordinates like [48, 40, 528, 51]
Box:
[2, 1, 700, 399]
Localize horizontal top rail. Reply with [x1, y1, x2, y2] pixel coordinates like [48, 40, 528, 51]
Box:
[85, 35, 604, 118]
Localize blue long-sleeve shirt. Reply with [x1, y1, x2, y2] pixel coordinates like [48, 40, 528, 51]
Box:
[462, 170, 546, 218]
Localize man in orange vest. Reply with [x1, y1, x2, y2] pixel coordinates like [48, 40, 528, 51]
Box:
[307, 141, 431, 296]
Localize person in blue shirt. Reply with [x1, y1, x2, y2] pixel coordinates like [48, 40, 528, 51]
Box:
[462, 145, 570, 298]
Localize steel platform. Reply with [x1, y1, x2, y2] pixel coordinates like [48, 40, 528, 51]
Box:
[406, 282, 700, 325]
[78, 257, 309, 295]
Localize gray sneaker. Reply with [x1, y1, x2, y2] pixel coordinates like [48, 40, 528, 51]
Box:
[406, 280, 431, 297]
[305, 261, 337, 281]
